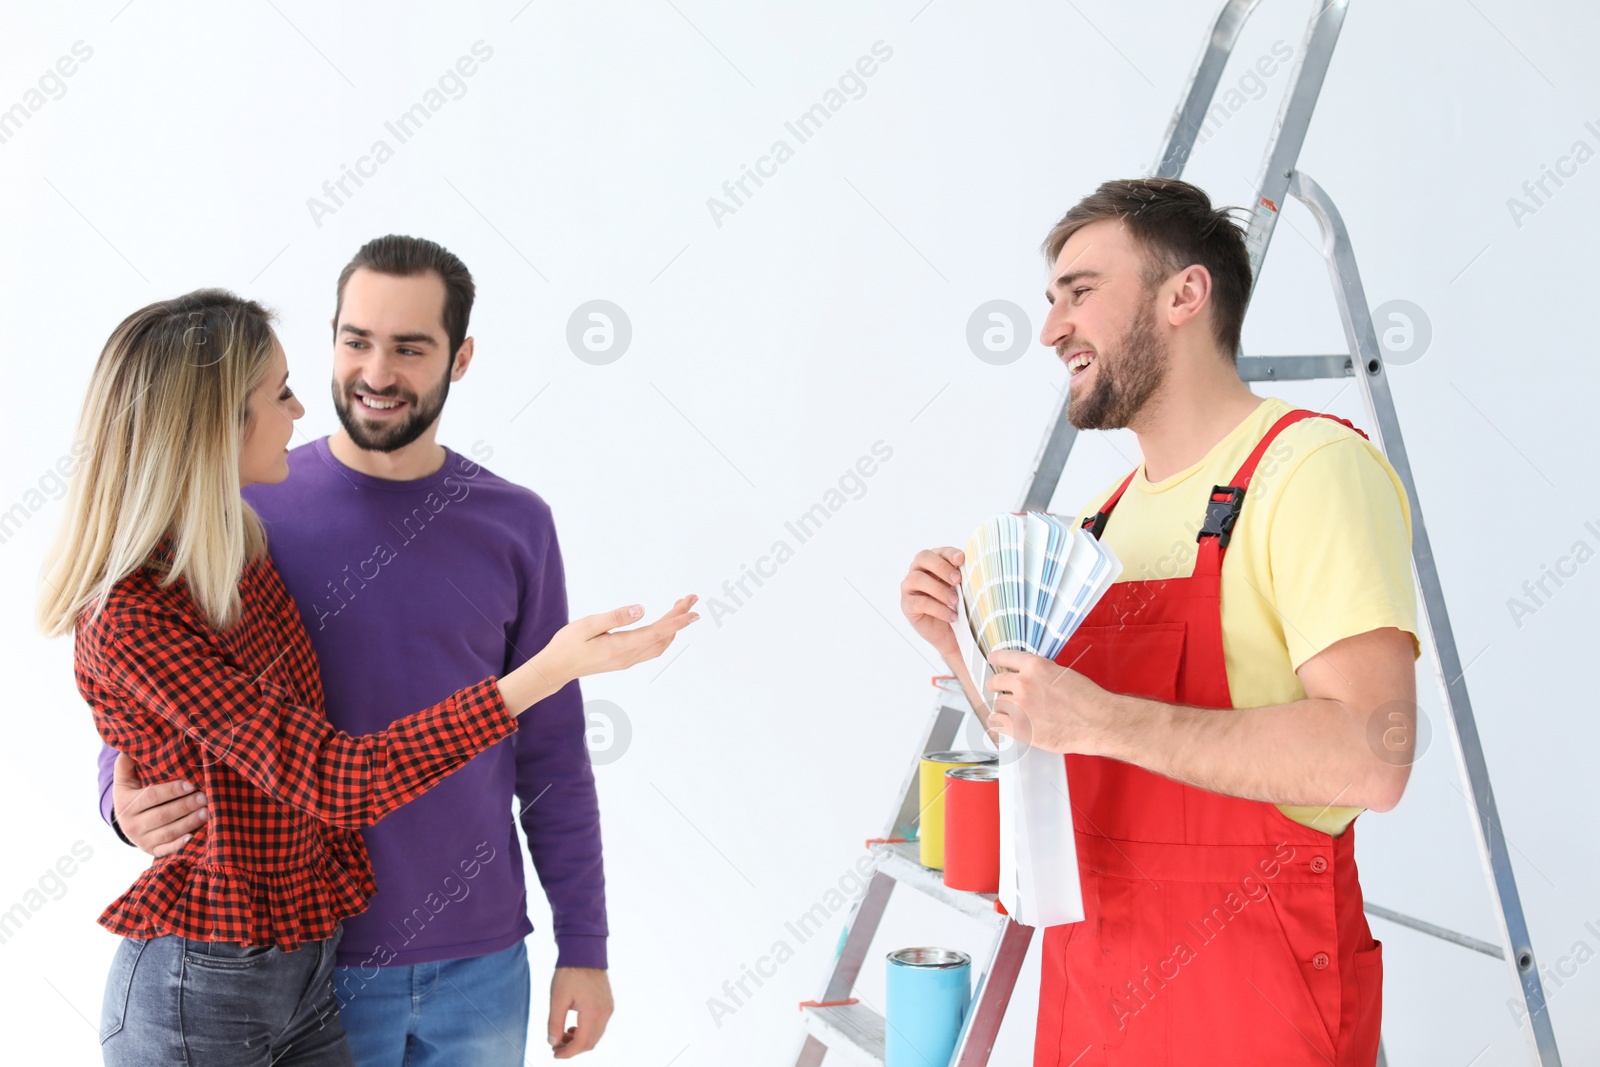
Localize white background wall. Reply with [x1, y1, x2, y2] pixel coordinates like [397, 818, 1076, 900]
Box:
[2, 1, 1597, 1064]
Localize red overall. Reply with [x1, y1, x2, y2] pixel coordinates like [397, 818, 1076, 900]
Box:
[1034, 409, 1383, 1066]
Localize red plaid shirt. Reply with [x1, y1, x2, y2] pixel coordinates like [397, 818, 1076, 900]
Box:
[74, 535, 517, 949]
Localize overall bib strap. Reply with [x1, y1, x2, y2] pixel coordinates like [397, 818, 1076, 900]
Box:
[1081, 470, 1138, 540]
[1193, 409, 1372, 577]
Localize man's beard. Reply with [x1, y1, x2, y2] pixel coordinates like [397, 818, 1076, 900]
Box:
[1066, 299, 1168, 431]
[332, 368, 451, 453]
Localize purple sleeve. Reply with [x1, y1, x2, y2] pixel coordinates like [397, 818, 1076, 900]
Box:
[96, 742, 133, 845]
[509, 516, 608, 970]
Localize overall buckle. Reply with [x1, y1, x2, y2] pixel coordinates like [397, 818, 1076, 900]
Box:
[1197, 485, 1246, 548]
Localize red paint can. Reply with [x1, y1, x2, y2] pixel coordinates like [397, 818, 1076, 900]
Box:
[942, 765, 999, 893]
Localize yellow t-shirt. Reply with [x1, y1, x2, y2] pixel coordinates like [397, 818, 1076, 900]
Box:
[1070, 396, 1421, 836]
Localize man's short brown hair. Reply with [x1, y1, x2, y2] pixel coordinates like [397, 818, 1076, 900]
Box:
[1041, 178, 1252, 361]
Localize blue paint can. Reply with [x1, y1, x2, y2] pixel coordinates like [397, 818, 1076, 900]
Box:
[885, 947, 971, 1067]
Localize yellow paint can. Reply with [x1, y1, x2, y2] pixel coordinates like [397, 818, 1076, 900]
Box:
[918, 750, 997, 869]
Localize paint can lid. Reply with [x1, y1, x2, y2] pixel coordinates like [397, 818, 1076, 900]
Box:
[887, 947, 972, 969]
[922, 750, 997, 766]
[946, 765, 998, 782]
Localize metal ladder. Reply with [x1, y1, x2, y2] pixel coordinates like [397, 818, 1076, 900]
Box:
[794, 1, 1561, 1064]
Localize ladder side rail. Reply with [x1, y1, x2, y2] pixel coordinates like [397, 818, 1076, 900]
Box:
[1240, 1, 1351, 275]
[1018, 413, 1080, 513]
[886, 692, 973, 843]
[1153, 0, 1267, 179]
[793, 870, 898, 1067]
[823, 872, 899, 1003]
[1289, 170, 1561, 1066]
[799, 684, 969, 1067]
[951, 920, 1037, 1067]
[794, 1032, 828, 1066]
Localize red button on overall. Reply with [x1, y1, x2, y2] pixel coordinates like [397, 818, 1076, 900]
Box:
[1312, 952, 1331, 970]
[1310, 855, 1328, 873]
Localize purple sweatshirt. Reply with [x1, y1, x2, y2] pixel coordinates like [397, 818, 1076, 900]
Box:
[97, 436, 606, 970]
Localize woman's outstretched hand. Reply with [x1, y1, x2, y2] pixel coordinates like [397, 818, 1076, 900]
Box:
[551, 595, 699, 679]
[500, 596, 699, 716]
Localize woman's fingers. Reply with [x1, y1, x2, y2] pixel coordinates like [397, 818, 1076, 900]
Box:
[583, 595, 696, 640]
[649, 594, 698, 625]
[639, 596, 698, 636]
[603, 596, 700, 667]
[625, 618, 694, 660]
[554, 596, 702, 679]
[573, 604, 646, 640]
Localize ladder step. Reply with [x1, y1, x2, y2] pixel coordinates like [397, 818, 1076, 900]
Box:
[1237, 354, 1354, 381]
[870, 840, 1008, 928]
[1364, 901, 1504, 959]
[800, 1000, 886, 1065]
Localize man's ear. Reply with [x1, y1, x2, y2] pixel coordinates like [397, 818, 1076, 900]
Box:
[1164, 264, 1212, 330]
[451, 337, 475, 381]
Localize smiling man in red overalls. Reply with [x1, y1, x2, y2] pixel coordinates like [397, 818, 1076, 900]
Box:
[900, 178, 1421, 1066]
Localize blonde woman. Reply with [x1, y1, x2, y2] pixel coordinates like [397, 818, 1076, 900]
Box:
[38, 288, 698, 1066]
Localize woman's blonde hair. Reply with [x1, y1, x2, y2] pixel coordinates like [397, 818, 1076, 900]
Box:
[37, 289, 279, 637]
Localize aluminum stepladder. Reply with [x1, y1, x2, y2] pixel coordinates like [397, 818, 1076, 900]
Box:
[794, 1, 1561, 1064]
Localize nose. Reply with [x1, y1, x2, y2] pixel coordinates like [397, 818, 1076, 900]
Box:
[360, 350, 398, 392]
[1040, 300, 1071, 351]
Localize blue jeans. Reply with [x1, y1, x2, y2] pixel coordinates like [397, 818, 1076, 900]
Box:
[332, 939, 531, 1067]
[100, 931, 352, 1066]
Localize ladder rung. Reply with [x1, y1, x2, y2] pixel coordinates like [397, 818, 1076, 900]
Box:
[1364, 901, 1505, 959]
[800, 1000, 886, 1065]
[871, 841, 1008, 929]
[1237, 354, 1355, 381]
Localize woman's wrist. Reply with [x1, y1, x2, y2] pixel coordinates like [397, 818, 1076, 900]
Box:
[498, 647, 574, 716]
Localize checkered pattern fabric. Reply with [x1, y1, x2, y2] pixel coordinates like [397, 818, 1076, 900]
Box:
[74, 535, 517, 949]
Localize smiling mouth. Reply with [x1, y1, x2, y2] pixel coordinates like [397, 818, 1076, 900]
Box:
[354, 392, 407, 415]
[1063, 350, 1096, 377]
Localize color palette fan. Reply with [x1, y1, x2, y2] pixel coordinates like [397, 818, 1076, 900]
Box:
[951, 511, 1122, 929]
[956, 512, 1121, 678]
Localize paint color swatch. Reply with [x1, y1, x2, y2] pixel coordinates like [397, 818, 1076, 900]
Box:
[954, 513, 1121, 704]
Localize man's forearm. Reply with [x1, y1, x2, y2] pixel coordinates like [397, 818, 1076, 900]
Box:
[1102, 692, 1408, 812]
[519, 774, 609, 970]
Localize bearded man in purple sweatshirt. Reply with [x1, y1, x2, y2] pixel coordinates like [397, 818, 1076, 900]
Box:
[95, 234, 612, 1064]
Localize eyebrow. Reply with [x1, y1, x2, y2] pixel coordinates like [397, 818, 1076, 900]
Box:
[338, 324, 439, 347]
[280, 371, 289, 386]
[1045, 269, 1103, 303]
